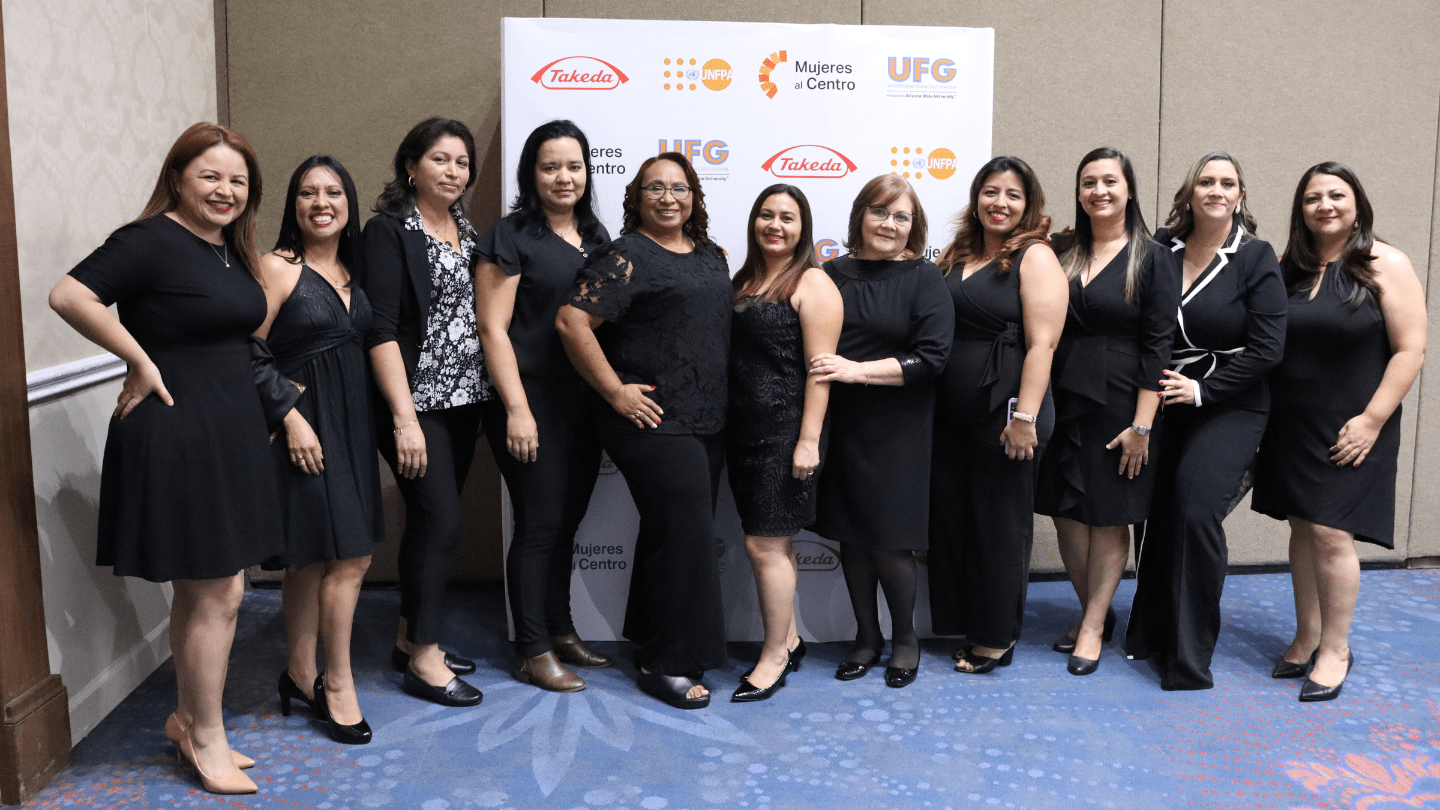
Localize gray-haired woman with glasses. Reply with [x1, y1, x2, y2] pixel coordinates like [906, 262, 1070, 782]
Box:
[808, 175, 953, 689]
[556, 152, 732, 710]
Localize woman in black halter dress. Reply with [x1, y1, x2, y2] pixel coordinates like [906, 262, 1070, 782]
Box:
[1251, 162, 1426, 702]
[929, 156, 1068, 675]
[254, 156, 381, 745]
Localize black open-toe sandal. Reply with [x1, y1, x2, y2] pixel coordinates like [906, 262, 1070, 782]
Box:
[638, 671, 710, 709]
[954, 644, 1015, 674]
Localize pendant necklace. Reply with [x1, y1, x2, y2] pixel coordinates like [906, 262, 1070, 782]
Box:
[209, 241, 229, 268]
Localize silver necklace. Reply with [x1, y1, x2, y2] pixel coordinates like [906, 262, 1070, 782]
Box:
[209, 241, 229, 268]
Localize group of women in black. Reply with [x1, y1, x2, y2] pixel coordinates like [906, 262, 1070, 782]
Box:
[48, 115, 1425, 795]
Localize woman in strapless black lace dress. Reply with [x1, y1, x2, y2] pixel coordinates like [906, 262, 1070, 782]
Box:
[726, 184, 842, 703]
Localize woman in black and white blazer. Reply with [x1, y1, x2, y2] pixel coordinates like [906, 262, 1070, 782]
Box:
[1124, 150, 1286, 691]
[363, 117, 489, 707]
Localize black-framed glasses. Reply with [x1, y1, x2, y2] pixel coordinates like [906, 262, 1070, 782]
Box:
[866, 206, 911, 225]
[643, 184, 691, 200]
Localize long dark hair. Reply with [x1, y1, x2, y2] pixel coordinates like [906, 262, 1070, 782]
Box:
[733, 184, 819, 303]
[1163, 150, 1259, 241]
[843, 175, 928, 258]
[373, 117, 477, 217]
[1055, 147, 1153, 303]
[621, 153, 710, 246]
[510, 119, 602, 240]
[272, 155, 365, 284]
[937, 156, 1050, 275]
[137, 122, 264, 281]
[1281, 161, 1380, 307]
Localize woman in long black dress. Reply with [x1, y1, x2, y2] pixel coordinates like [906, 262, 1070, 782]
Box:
[254, 156, 380, 744]
[1124, 150, 1287, 691]
[363, 117, 488, 707]
[1251, 162, 1425, 701]
[808, 175, 953, 689]
[49, 123, 274, 794]
[1035, 148, 1179, 676]
[556, 153, 732, 709]
[476, 120, 613, 693]
[727, 184, 843, 702]
[929, 156, 1068, 674]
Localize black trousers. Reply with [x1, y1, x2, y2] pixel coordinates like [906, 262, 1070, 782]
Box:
[598, 419, 728, 676]
[483, 375, 602, 658]
[1125, 403, 1267, 690]
[378, 402, 482, 645]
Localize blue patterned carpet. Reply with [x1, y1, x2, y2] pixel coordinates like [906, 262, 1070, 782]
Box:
[23, 570, 1440, 809]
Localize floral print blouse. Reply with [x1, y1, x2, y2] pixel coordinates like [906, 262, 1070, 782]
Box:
[404, 205, 490, 410]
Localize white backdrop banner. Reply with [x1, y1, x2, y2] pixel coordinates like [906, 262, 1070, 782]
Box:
[499, 17, 995, 642]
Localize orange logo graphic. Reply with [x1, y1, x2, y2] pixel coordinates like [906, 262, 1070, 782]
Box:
[889, 146, 957, 180]
[662, 57, 732, 91]
[762, 145, 857, 179]
[531, 56, 629, 90]
[758, 50, 787, 98]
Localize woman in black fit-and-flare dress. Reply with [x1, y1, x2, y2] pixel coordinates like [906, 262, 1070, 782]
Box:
[1125, 151, 1286, 691]
[1251, 162, 1426, 702]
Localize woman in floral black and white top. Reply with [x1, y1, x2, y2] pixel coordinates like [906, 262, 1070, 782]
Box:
[363, 117, 490, 708]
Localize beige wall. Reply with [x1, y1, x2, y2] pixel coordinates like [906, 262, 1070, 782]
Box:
[221, 1, 1440, 572]
[7, 0, 218, 742]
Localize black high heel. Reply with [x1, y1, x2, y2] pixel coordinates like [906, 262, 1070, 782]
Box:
[1272, 650, 1317, 679]
[955, 644, 1015, 674]
[1052, 607, 1116, 654]
[1067, 653, 1100, 676]
[788, 638, 807, 672]
[1299, 651, 1354, 702]
[732, 667, 789, 702]
[314, 674, 373, 745]
[278, 671, 315, 716]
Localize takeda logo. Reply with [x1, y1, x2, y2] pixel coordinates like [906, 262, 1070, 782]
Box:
[794, 539, 840, 572]
[531, 56, 629, 90]
[762, 145, 857, 179]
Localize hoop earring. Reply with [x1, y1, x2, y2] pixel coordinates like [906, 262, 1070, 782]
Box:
[407, 175, 415, 188]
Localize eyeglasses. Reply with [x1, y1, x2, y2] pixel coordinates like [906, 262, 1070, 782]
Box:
[643, 184, 691, 200]
[866, 206, 912, 225]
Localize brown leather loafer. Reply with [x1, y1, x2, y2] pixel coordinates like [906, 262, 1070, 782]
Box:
[551, 632, 613, 669]
[514, 650, 585, 692]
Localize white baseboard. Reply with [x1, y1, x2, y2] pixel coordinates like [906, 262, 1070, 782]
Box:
[65, 617, 171, 745]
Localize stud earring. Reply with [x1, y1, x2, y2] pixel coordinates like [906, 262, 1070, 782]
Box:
[408, 176, 415, 187]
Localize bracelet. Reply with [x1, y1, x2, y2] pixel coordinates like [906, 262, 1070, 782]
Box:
[1011, 411, 1037, 423]
[863, 361, 871, 386]
[393, 419, 417, 435]
[1130, 423, 1151, 436]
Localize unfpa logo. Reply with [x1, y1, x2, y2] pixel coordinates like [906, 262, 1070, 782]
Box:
[531, 56, 629, 90]
[889, 146, 957, 180]
[758, 50, 786, 98]
[664, 57, 733, 91]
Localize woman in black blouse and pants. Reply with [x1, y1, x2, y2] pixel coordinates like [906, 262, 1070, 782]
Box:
[364, 117, 489, 707]
[809, 175, 953, 688]
[1125, 150, 1286, 691]
[557, 153, 732, 709]
[476, 121, 613, 692]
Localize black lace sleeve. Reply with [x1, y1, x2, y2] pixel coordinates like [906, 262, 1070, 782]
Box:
[569, 245, 636, 323]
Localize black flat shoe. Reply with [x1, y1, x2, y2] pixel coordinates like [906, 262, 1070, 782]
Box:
[279, 670, 315, 716]
[391, 646, 476, 676]
[732, 669, 788, 702]
[1053, 607, 1117, 653]
[1299, 652, 1354, 702]
[788, 638, 808, 672]
[884, 666, 917, 688]
[637, 670, 710, 709]
[1067, 654, 1099, 676]
[314, 674, 372, 745]
[834, 653, 882, 681]
[955, 645, 1014, 674]
[402, 668, 483, 707]
[1272, 650, 1317, 679]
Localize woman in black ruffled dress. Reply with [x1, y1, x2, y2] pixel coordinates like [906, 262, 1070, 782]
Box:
[726, 184, 842, 702]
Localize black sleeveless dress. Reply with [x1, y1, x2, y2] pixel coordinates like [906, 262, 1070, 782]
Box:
[263, 267, 384, 568]
[928, 246, 1055, 647]
[1251, 263, 1399, 548]
[726, 298, 818, 537]
[68, 216, 283, 582]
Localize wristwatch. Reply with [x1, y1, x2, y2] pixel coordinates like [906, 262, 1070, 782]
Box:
[1011, 411, 1037, 423]
[1130, 423, 1151, 436]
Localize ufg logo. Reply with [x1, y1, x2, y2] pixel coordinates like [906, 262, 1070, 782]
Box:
[758, 50, 787, 98]
[762, 145, 857, 179]
[658, 139, 728, 165]
[531, 56, 629, 90]
[887, 57, 957, 83]
[813, 238, 843, 263]
[888, 146, 957, 180]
